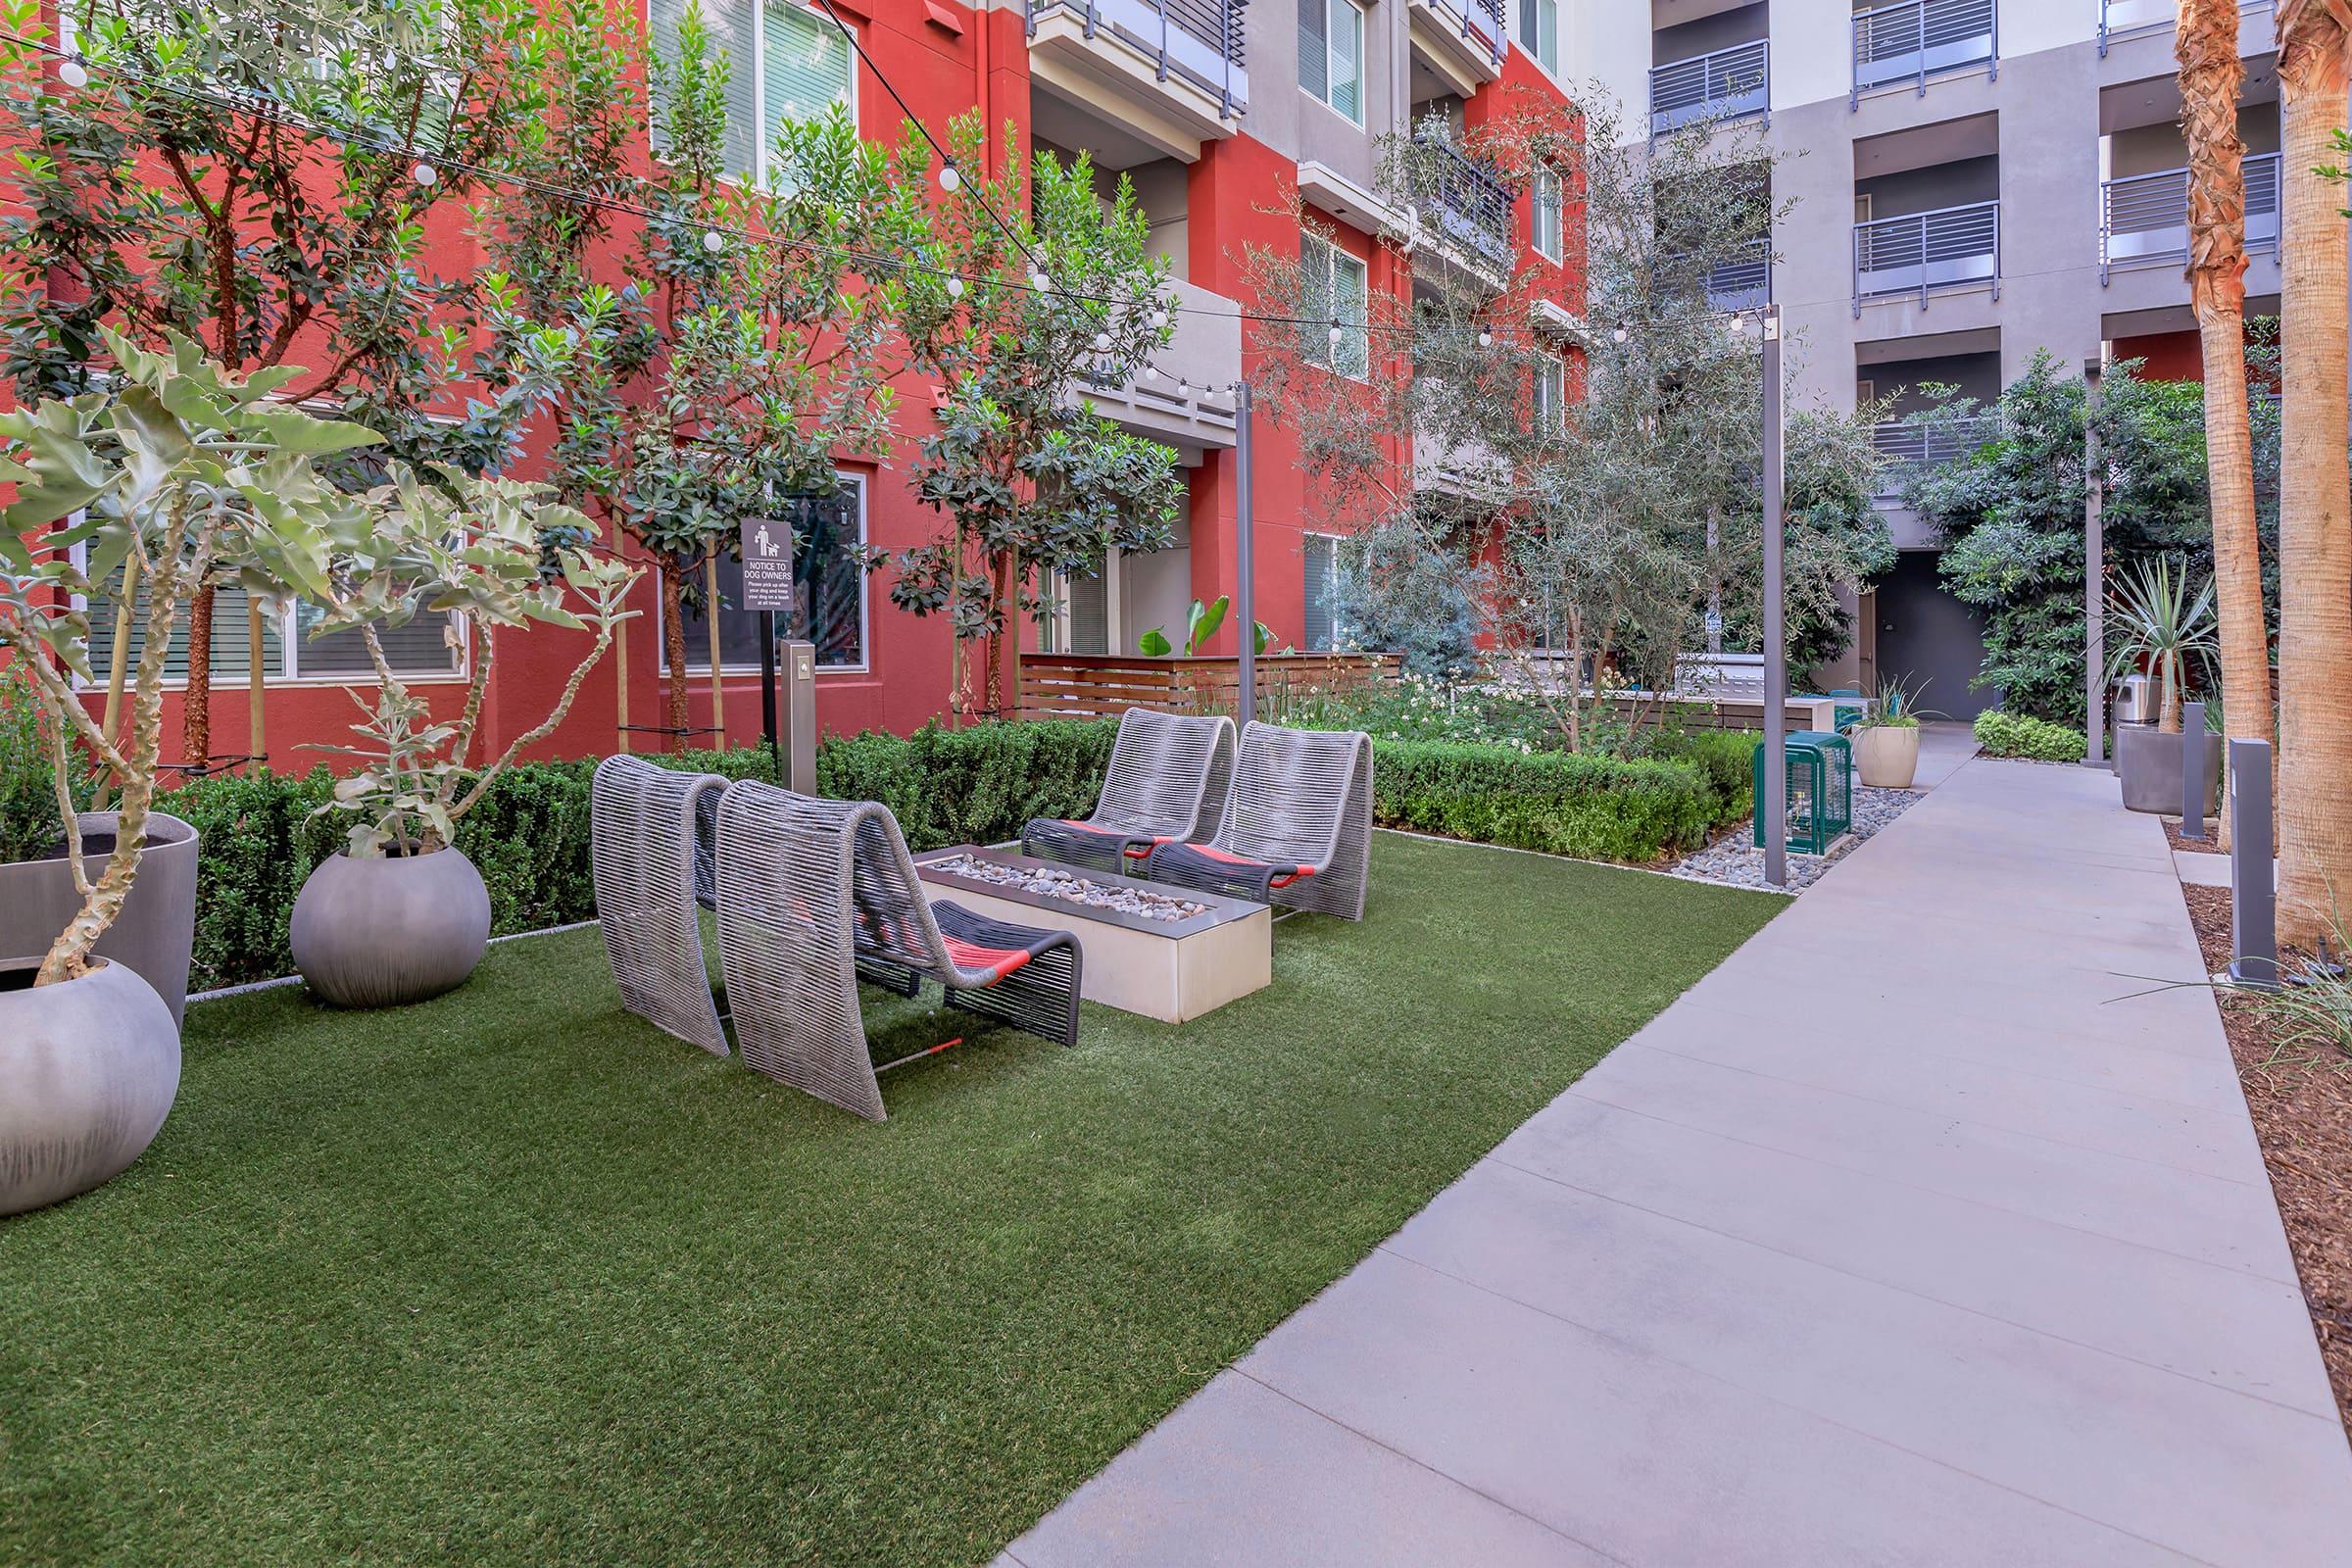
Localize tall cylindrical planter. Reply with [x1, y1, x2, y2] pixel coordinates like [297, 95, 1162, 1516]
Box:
[0, 811, 199, 1025]
[0, 958, 182, 1215]
[290, 847, 492, 1008]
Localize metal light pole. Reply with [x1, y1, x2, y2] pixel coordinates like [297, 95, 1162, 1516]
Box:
[1760, 304, 1788, 889]
[1234, 377, 1256, 727]
[2083, 356, 2106, 769]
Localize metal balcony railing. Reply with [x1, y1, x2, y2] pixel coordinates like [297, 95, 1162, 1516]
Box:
[1026, 0, 1250, 117]
[1853, 199, 2000, 313]
[1412, 136, 1514, 273]
[1649, 39, 1769, 135]
[2098, 0, 2274, 58]
[1706, 243, 1770, 311]
[1850, 0, 1996, 105]
[2100, 153, 2280, 281]
[1871, 416, 1999, 495]
[1413, 0, 1506, 70]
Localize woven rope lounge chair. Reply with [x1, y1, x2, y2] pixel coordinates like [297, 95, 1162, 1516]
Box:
[1021, 708, 1237, 876]
[591, 754, 730, 1056]
[1145, 721, 1374, 920]
[712, 779, 1082, 1121]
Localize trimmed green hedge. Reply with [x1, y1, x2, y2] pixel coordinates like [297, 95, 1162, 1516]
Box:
[1973, 710, 2084, 762]
[1371, 739, 1742, 864]
[145, 716, 1752, 993]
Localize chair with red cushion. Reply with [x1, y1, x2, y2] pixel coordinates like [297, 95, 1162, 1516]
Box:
[712, 779, 1081, 1121]
[1022, 708, 1236, 875]
[1145, 722, 1373, 919]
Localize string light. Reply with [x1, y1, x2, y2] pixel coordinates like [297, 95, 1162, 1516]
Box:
[944, 274, 964, 299]
[411, 161, 436, 186]
[1028, 269, 1053, 293]
[702, 229, 724, 254]
[938, 164, 960, 193]
[1477, 329, 1493, 348]
[1092, 331, 1112, 352]
[1327, 320, 1344, 347]
[1612, 323, 1629, 344]
[1726, 314, 1747, 338]
[1147, 306, 1167, 330]
[56, 56, 86, 88]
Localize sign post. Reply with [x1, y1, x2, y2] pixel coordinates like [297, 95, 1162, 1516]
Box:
[740, 515, 796, 784]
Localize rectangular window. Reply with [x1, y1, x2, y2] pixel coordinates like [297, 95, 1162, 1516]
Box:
[1299, 0, 1364, 125]
[673, 474, 869, 671]
[78, 563, 462, 686]
[1302, 533, 1343, 652]
[1532, 166, 1563, 263]
[649, 0, 854, 187]
[1517, 0, 1556, 76]
[1535, 355, 1567, 435]
[1302, 233, 1370, 380]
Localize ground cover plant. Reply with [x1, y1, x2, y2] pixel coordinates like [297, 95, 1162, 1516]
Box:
[0, 832, 1779, 1566]
[1973, 710, 2087, 762]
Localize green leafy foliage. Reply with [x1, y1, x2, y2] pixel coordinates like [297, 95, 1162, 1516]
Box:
[1972, 709, 2086, 762]
[0, 659, 92, 862]
[1371, 739, 1747, 864]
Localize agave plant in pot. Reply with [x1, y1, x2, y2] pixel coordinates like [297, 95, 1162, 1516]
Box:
[0, 332, 368, 1214]
[290, 466, 639, 1008]
[2106, 556, 2222, 815]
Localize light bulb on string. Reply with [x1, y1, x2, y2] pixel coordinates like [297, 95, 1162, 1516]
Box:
[1328, 320, 1344, 347]
[57, 57, 87, 89]
[1726, 314, 1747, 338]
[945, 274, 964, 299]
[702, 230, 725, 254]
[412, 161, 437, 187]
[1612, 323, 1629, 344]
[1029, 269, 1053, 294]
[1175, 379, 1191, 399]
[1147, 306, 1168, 330]
[938, 164, 961, 192]
[1477, 330, 1493, 348]
[1093, 331, 1112, 352]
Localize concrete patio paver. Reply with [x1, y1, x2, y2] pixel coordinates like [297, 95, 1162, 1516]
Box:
[1008, 735, 2352, 1565]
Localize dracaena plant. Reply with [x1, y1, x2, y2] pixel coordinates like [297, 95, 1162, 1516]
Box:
[0, 329, 376, 986]
[304, 464, 640, 856]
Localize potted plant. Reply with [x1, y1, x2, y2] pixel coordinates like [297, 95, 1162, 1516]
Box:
[289, 466, 639, 1008]
[0, 332, 366, 1213]
[2106, 557, 2222, 815]
[1850, 675, 1928, 789]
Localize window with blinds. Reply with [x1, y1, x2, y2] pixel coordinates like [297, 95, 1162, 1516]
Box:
[1065, 568, 1109, 656]
[673, 477, 868, 671]
[1302, 533, 1342, 652]
[1302, 234, 1370, 380]
[1298, 0, 1363, 124]
[648, 0, 854, 188]
[79, 566, 461, 684]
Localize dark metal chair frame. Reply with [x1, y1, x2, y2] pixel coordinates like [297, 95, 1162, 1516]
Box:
[1022, 708, 1238, 876]
[712, 779, 1081, 1121]
[1146, 721, 1374, 919]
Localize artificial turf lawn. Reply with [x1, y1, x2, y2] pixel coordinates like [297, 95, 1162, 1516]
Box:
[0, 832, 1778, 1567]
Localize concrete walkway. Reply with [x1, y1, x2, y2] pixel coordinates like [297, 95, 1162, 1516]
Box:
[1005, 738, 2352, 1566]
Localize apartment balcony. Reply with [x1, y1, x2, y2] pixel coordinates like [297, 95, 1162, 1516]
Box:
[1075, 277, 1242, 452]
[2098, 0, 2274, 58]
[1406, 0, 1504, 100]
[1650, 40, 1769, 137]
[1706, 242, 1771, 312]
[1023, 0, 1248, 164]
[1409, 137, 1514, 291]
[1850, 0, 1996, 104]
[2101, 153, 2280, 281]
[1871, 415, 1999, 496]
[1853, 200, 2000, 313]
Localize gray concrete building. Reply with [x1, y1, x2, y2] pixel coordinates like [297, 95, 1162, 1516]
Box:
[1577, 0, 2279, 711]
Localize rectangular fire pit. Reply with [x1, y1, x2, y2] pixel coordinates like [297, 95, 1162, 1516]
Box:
[911, 846, 1271, 1024]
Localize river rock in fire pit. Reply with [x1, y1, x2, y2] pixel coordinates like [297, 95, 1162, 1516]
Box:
[924, 854, 1210, 923]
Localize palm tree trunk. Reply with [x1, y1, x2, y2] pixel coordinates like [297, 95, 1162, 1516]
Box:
[2179, 0, 2270, 851]
[2274, 0, 2352, 948]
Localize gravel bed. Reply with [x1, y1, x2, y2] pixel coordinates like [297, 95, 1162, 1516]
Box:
[923, 853, 1209, 922]
[1669, 784, 1926, 893]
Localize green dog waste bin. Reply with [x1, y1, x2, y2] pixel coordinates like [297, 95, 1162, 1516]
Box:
[1753, 730, 1853, 856]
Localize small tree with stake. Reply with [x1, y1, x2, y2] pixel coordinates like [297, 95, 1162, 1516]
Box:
[0, 0, 566, 769]
[871, 114, 1184, 722]
[485, 0, 919, 747]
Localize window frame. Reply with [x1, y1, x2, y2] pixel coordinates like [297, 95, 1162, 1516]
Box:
[647, 0, 858, 190]
[1302, 231, 1372, 382]
[1534, 353, 1567, 436]
[1301, 530, 1346, 653]
[1516, 0, 1558, 79]
[1300, 0, 1367, 127]
[664, 469, 872, 676]
[1532, 165, 1564, 263]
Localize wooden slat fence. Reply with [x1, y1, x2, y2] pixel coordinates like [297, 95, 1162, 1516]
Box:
[1017, 653, 1394, 720]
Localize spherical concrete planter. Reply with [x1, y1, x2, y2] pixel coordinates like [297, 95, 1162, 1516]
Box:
[2115, 724, 2221, 817]
[0, 958, 182, 1215]
[0, 811, 199, 1026]
[1852, 725, 1920, 790]
[290, 847, 492, 1008]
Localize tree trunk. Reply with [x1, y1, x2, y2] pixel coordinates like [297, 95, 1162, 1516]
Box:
[2180, 0, 2269, 851]
[662, 559, 690, 753]
[984, 548, 1013, 718]
[2274, 0, 2352, 948]
[182, 582, 214, 766]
